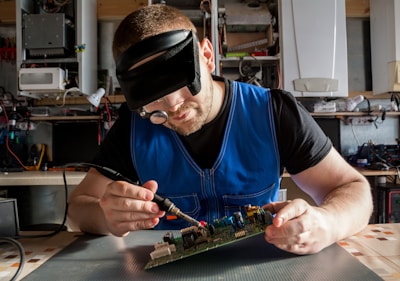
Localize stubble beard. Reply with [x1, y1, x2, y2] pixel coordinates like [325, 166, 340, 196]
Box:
[167, 84, 214, 136]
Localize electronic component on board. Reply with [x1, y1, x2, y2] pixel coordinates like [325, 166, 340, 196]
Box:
[145, 205, 273, 269]
[149, 241, 176, 260]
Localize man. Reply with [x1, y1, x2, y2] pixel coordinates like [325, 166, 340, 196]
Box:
[68, 4, 373, 255]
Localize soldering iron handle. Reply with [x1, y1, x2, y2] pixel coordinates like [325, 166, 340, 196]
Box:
[152, 193, 175, 212]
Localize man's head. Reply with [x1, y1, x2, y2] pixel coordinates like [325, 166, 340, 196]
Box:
[115, 29, 202, 113]
[114, 5, 202, 112]
[112, 5, 196, 60]
[113, 4, 219, 136]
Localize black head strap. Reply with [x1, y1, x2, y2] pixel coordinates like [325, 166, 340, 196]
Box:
[116, 30, 191, 74]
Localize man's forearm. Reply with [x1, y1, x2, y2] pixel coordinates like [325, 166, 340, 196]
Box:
[320, 181, 373, 241]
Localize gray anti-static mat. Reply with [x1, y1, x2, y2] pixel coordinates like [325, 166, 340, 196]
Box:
[23, 230, 383, 281]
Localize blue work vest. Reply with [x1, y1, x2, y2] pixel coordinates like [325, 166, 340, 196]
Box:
[130, 81, 281, 229]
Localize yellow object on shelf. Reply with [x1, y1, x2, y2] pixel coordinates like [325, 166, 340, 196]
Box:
[225, 52, 250, 58]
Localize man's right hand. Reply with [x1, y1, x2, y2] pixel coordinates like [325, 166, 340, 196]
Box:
[99, 180, 166, 236]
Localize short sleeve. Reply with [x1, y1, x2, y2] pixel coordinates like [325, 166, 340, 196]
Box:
[270, 89, 332, 175]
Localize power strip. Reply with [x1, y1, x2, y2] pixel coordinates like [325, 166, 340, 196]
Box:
[344, 116, 374, 125]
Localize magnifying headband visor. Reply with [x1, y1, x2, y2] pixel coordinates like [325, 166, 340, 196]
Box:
[116, 30, 201, 111]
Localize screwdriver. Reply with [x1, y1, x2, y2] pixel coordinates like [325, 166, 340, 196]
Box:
[79, 163, 204, 228]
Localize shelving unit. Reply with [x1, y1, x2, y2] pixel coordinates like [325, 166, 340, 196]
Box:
[0, 0, 375, 101]
[145, 1, 278, 88]
[214, 0, 279, 88]
[15, 0, 98, 99]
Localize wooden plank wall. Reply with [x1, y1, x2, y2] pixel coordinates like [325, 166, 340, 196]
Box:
[97, 0, 146, 20]
[0, 0, 371, 23]
[345, 0, 370, 18]
[99, 0, 372, 20]
[0, 0, 16, 24]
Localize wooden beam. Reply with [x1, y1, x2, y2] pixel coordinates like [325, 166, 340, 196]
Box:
[97, 0, 147, 20]
[0, 0, 16, 24]
[0, 0, 147, 23]
[346, 0, 370, 18]
[349, 91, 392, 100]
[0, 0, 372, 23]
[32, 94, 126, 106]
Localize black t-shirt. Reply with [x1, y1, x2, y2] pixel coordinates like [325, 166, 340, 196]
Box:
[93, 77, 332, 181]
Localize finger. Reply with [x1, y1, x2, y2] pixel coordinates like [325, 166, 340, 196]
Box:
[273, 199, 308, 227]
[142, 180, 159, 197]
[275, 242, 309, 255]
[100, 192, 163, 215]
[106, 205, 165, 222]
[108, 180, 154, 201]
[265, 224, 308, 243]
[109, 217, 162, 236]
[262, 200, 291, 214]
[265, 202, 311, 241]
[101, 200, 165, 232]
[266, 230, 311, 255]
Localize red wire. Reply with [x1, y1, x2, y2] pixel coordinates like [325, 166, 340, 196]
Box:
[97, 118, 101, 146]
[275, 42, 282, 89]
[0, 101, 31, 170]
[104, 98, 113, 130]
[276, 59, 281, 89]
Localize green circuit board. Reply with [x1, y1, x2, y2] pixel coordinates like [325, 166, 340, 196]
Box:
[145, 206, 273, 270]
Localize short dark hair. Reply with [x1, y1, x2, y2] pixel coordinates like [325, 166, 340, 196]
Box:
[112, 4, 196, 60]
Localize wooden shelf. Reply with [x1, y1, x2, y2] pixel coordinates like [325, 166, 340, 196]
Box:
[311, 111, 400, 117]
[0, 0, 146, 23]
[32, 94, 126, 106]
[97, 0, 146, 20]
[30, 115, 101, 121]
[220, 55, 280, 62]
[1, 0, 371, 24]
[0, 0, 372, 23]
[28, 110, 398, 122]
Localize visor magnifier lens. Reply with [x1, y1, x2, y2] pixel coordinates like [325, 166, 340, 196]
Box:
[139, 109, 168, 125]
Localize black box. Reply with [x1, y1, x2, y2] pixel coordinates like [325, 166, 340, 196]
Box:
[376, 183, 400, 223]
[0, 197, 19, 237]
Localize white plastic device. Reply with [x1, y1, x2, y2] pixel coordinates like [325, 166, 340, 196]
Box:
[346, 95, 364, 111]
[19, 67, 66, 91]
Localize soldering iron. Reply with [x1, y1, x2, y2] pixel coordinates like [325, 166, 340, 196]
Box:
[78, 163, 203, 229]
